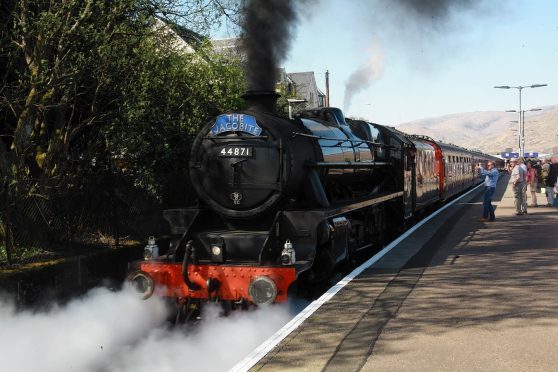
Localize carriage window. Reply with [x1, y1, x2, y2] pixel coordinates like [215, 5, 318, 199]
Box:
[424, 152, 430, 177]
[428, 153, 432, 176]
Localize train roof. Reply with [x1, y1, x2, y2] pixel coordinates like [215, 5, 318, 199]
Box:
[370, 124, 414, 146]
[348, 118, 501, 160]
[407, 134, 501, 159]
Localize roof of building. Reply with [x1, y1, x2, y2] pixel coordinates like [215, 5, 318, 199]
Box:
[277, 68, 294, 85]
[287, 71, 316, 88]
[153, 17, 206, 53]
[287, 72, 326, 97]
[167, 22, 205, 45]
[211, 38, 247, 61]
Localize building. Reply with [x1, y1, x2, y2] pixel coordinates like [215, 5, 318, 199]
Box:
[211, 38, 246, 61]
[285, 71, 326, 109]
[152, 17, 205, 53]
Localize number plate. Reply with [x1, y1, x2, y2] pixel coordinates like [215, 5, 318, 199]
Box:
[218, 146, 254, 158]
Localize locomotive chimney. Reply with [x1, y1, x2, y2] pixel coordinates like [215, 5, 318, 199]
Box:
[242, 90, 280, 113]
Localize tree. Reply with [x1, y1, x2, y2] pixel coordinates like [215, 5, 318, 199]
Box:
[0, 0, 243, 262]
[106, 36, 245, 206]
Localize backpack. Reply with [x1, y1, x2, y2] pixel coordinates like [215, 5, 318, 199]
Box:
[534, 164, 543, 183]
[549, 163, 558, 179]
[542, 164, 549, 180]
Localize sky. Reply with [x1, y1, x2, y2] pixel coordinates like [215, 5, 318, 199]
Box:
[214, 0, 558, 125]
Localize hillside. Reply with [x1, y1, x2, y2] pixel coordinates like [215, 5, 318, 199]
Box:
[395, 105, 558, 154]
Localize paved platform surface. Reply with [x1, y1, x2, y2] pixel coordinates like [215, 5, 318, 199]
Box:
[251, 174, 558, 371]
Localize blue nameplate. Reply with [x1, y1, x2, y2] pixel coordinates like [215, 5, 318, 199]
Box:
[210, 114, 262, 136]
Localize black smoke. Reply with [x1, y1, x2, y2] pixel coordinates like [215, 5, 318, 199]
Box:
[387, 0, 490, 31]
[240, 0, 299, 91]
[342, 0, 492, 114]
[396, 0, 479, 17]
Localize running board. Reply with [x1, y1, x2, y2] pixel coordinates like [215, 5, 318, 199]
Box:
[323, 191, 404, 218]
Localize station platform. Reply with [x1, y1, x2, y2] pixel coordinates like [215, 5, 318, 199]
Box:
[243, 174, 558, 371]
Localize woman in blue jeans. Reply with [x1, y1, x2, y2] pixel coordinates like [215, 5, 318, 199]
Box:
[476, 161, 499, 221]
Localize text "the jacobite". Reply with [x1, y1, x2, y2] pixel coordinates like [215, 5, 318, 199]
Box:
[211, 114, 262, 136]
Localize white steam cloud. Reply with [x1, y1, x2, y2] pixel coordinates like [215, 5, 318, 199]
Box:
[0, 287, 296, 372]
[343, 50, 385, 113]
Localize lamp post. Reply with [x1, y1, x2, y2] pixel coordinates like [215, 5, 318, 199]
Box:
[506, 111, 521, 150]
[506, 108, 542, 157]
[495, 84, 547, 157]
[522, 108, 541, 155]
[287, 98, 307, 119]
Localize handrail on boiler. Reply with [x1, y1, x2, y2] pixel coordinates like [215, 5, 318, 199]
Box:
[290, 132, 396, 149]
[408, 134, 437, 143]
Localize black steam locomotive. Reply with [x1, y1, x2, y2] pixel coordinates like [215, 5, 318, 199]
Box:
[127, 91, 501, 314]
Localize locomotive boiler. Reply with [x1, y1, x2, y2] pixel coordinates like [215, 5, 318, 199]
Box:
[128, 91, 407, 314]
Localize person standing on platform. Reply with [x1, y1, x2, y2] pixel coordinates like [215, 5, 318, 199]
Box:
[546, 158, 558, 206]
[534, 160, 543, 186]
[510, 158, 526, 215]
[517, 158, 528, 214]
[526, 160, 538, 207]
[542, 158, 556, 206]
[507, 160, 514, 174]
[476, 160, 499, 222]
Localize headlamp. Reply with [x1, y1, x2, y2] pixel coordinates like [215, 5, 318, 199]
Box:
[248, 276, 277, 305]
[127, 271, 155, 300]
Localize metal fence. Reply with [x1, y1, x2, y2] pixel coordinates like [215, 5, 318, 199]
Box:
[0, 172, 186, 268]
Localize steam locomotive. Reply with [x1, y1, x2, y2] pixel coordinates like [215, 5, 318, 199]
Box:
[127, 91, 502, 317]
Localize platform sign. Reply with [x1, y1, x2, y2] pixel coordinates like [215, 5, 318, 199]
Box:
[524, 152, 539, 158]
[501, 152, 519, 159]
[211, 114, 262, 136]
